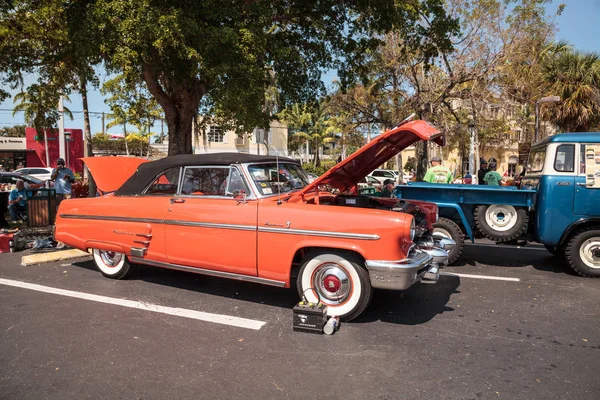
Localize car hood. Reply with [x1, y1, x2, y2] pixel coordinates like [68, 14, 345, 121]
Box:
[291, 119, 443, 198]
[82, 157, 149, 193]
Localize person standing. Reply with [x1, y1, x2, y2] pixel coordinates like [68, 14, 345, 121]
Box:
[483, 162, 502, 186]
[381, 179, 395, 197]
[51, 158, 75, 209]
[8, 179, 27, 221]
[423, 156, 453, 183]
[477, 161, 488, 185]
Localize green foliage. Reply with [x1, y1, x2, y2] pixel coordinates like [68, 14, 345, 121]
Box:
[302, 160, 336, 176]
[0, 125, 26, 137]
[92, 132, 150, 156]
[403, 157, 417, 173]
[541, 48, 600, 132]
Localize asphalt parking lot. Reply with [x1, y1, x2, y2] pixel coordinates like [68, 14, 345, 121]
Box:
[1, 243, 598, 400]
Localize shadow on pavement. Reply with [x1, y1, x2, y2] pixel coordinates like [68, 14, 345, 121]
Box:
[71, 259, 460, 325]
[455, 244, 573, 275]
[355, 275, 460, 325]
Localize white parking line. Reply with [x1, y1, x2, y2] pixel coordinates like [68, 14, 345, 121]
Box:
[0, 278, 266, 330]
[440, 272, 521, 282]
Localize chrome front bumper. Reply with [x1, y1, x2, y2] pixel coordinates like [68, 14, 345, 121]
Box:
[365, 235, 456, 291]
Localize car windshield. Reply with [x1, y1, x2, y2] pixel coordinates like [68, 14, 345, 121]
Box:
[248, 162, 310, 196]
[527, 146, 546, 173]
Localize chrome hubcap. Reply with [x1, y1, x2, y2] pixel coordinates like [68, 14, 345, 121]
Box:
[312, 264, 351, 304]
[433, 227, 451, 238]
[99, 250, 123, 268]
[580, 238, 600, 269]
[485, 205, 518, 232]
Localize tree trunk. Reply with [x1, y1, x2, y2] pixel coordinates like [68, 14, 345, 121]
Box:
[80, 78, 96, 197]
[142, 65, 205, 155]
[415, 104, 432, 181]
[123, 123, 129, 156]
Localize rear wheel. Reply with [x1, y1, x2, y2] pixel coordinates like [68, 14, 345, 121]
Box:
[433, 217, 464, 265]
[92, 249, 132, 279]
[565, 228, 600, 278]
[474, 204, 528, 242]
[296, 251, 372, 321]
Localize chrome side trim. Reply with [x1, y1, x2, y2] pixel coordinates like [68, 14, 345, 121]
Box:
[258, 227, 380, 241]
[128, 257, 286, 288]
[167, 220, 256, 231]
[60, 214, 378, 239]
[130, 247, 147, 257]
[61, 214, 164, 224]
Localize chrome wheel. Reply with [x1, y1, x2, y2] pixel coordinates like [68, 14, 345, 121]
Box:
[312, 263, 352, 304]
[99, 251, 123, 267]
[433, 227, 452, 238]
[579, 238, 600, 269]
[485, 205, 518, 232]
[92, 249, 131, 279]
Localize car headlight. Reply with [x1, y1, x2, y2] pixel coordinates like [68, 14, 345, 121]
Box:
[435, 207, 439, 223]
[410, 217, 416, 241]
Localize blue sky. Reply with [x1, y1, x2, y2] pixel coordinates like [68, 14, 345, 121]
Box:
[1, 0, 599, 138]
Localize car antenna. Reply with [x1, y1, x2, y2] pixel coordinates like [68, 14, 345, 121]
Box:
[276, 153, 282, 205]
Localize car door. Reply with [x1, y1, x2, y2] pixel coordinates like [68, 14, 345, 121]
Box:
[165, 165, 258, 276]
[574, 143, 600, 216]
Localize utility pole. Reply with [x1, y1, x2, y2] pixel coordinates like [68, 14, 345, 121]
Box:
[58, 95, 66, 161]
[102, 112, 105, 135]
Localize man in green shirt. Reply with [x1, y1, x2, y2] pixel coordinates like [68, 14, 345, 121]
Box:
[423, 157, 453, 183]
[483, 162, 502, 186]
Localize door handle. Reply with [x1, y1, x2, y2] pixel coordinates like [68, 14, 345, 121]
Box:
[170, 198, 186, 204]
[576, 182, 586, 187]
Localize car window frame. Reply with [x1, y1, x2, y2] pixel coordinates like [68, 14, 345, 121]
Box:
[141, 167, 183, 196]
[178, 165, 235, 198]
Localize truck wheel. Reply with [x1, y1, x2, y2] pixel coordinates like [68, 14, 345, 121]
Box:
[474, 204, 528, 242]
[92, 249, 132, 279]
[544, 245, 565, 258]
[297, 251, 372, 322]
[565, 227, 600, 278]
[433, 217, 464, 264]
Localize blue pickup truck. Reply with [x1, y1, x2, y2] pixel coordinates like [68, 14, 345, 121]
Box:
[392, 133, 600, 278]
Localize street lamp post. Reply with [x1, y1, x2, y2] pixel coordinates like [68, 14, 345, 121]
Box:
[534, 96, 560, 142]
[64, 131, 72, 169]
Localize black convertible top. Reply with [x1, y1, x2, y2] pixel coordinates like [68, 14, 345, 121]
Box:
[116, 152, 298, 195]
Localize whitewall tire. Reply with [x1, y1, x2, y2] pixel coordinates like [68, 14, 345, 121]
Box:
[92, 249, 132, 279]
[296, 251, 372, 321]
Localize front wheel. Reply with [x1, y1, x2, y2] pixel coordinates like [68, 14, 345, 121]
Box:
[296, 251, 372, 321]
[433, 217, 465, 264]
[565, 228, 600, 278]
[92, 249, 132, 279]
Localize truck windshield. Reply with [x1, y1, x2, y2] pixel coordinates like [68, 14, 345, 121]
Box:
[528, 146, 546, 173]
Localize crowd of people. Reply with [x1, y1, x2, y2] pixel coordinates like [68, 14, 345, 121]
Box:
[374, 156, 522, 198]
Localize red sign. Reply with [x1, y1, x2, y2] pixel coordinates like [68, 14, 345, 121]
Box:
[25, 128, 84, 173]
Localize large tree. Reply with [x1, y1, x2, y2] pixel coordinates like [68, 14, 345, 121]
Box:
[87, 0, 456, 155]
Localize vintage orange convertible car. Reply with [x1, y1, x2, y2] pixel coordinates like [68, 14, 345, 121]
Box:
[55, 119, 453, 320]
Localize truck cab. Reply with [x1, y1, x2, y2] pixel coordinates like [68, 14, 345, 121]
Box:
[521, 133, 600, 277]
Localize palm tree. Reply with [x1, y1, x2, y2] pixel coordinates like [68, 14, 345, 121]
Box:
[277, 103, 312, 163]
[13, 88, 73, 165]
[541, 49, 600, 131]
[306, 102, 336, 167]
[106, 111, 130, 156]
